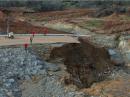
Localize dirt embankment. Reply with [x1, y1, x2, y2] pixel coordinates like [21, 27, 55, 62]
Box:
[0, 9, 74, 34]
[0, 8, 96, 34]
[0, 19, 67, 34]
[24, 9, 95, 21]
[50, 37, 113, 88]
[103, 19, 130, 34]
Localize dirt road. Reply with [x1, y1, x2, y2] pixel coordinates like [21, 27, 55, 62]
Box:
[0, 35, 79, 46]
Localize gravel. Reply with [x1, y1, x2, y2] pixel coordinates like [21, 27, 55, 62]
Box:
[0, 47, 87, 97]
[0, 47, 45, 97]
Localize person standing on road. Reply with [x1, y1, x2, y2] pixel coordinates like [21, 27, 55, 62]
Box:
[43, 28, 48, 36]
[31, 31, 36, 38]
[30, 36, 33, 45]
[24, 43, 28, 52]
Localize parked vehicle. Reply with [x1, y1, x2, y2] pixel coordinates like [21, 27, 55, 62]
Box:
[8, 32, 14, 39]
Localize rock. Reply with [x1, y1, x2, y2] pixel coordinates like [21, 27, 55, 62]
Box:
[38, 70, 47, 75]
[108, 49, 125, 66]
[118, 38, 128, 50]
[8, 72, 13, 76]
[0, 46, 89, 97]
[24, 75, 31, 80]
[0, 47, 46, 97]
[4, 83, 11, 87]
[8, 79, 15, 83]
[108, 49, 117, 55]
[90, 34, 118, 48]
[6, 91, 13, 97]
[119, 36, 130, 66]
[50, 37, 114, 88]
[3, 58, 9, 62]
[44, 62, 61, 72]
[21, 75, 86, 97]
[31, 69, 38, 75]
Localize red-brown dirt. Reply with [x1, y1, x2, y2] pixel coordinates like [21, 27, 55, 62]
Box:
[0, 8, 95, 34]
[103, 20, 130, 34]
[24, 9, 95, 21]
[0, 19, 67, 34]
[50, 37, 113, 88]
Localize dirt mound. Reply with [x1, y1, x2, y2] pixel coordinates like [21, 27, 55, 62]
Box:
[24, 9, 95, 21]
[0, 19, 66, 34]
[103, 20, 130, 34]
[82, 73, 130, 97]
[50, 37, 113, 88]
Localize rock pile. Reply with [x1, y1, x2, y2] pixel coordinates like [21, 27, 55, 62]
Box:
[0, 47, 87, 97]
[0, 47, 44, 97]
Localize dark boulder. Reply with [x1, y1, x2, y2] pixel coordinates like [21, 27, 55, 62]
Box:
[50, 37, 114, 88]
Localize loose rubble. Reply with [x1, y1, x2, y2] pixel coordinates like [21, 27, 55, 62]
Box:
[0, 47, 87, 97]
[0, 47, 44, 97]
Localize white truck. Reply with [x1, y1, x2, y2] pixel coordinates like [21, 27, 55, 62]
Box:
[8, 32, 14, 39]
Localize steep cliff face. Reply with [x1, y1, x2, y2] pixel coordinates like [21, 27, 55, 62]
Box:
[50, 37, 113, 88]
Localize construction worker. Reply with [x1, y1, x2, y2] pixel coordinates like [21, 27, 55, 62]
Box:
[24, 43, 28, 52]
[32, 32, 36, 38]
[43, 28, 48, 36]
[30, 36, 33, 45]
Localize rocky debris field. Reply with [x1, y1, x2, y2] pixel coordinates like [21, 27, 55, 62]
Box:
[0, 40, 129, 97]
[30, 43, 64, 61]
[31, 40, 129, 97]
[0, 47, 44, 97]
[0, 46, 87, 97]
[82, 68, 130, 97]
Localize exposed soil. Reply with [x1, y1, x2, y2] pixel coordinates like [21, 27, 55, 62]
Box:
[0, 8, 96, 34]
[82, 68, 130, 97]
[0, 19, 67, 34]
[23, 9, 95, 21]
[29, 41, 129, 97]
[1, 8, 130, 35]
[0, 7, 130, 97]
[50, 37, 114, 88]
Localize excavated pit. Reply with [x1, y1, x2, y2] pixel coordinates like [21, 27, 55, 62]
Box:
[50, 37, 114, 88]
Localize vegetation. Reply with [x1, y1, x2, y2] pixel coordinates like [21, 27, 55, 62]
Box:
[79, 20, 104, 30]
[85, 20, 104, 28]
[0, 0, 130, 12]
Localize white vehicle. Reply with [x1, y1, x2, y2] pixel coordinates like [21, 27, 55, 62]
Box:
[8, 32, 14, 39]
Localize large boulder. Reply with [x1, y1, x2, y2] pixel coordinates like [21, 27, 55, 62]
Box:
[50, 37, 114, 88]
